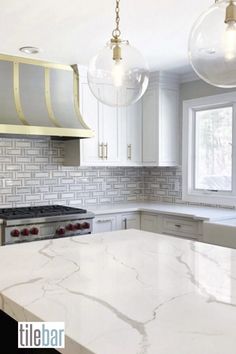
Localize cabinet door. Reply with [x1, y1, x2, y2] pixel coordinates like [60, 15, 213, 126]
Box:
[142, 80, 180, 167]
[159, 86, 179, 166]
[141, 213, 158, 233]
[93, 215, 117, 234]
[121, 213, 141, 230]
[125, 102, 142, 165]
[100, 104, 121, 164]
[142, 88, 158, 164]
[80, 82, 101, 164]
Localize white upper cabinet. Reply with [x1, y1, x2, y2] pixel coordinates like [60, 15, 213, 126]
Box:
[79, 75, 100, 165]
[64, 69, 180, 167]
[142, 73, 180, 166]
[142, 89, 157, 164]
[100, 104, 122, 164]
[78, 70, 121, 166]
[121, 101, 142, 166]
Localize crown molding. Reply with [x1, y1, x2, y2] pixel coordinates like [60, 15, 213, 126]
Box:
[148, 71, 181, 89]
[180, 71, 200, 83]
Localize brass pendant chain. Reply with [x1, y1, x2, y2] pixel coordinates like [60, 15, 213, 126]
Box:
[112, 0, 121, 40]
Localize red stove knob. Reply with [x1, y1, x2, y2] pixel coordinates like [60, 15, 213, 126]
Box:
[82, 222, 90, 230]
[21, 228, 30, 236]
[11, 229, 20, 237]
[30, 227, 39, 235]
[66, 223, 75, 231]
[56, 227, 66, 236]
[75, 223, 82, 230]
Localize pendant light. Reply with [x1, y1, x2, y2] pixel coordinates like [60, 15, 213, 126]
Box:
[87, 0, 149, 107]
[189, 0, 236, 88]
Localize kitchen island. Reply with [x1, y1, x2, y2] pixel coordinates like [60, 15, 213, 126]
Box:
[0, 230, 236, 354]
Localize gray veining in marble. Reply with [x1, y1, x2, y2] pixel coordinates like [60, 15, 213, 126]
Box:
[0, 230, 236, 354]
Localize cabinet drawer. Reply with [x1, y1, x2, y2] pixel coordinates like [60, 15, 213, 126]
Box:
[161, 216, 200, 239]
[93, 214, 117, 234]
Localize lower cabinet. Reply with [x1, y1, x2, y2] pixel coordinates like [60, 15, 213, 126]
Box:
[141, 213, 203, 241]
[119, 213, 141, 230]
[93, 212, 140, 234]
[160, 215, 203, 240]
[141, 213, 159, 233]
[93, 215, 118, 234]
[93, 210, 203, 241]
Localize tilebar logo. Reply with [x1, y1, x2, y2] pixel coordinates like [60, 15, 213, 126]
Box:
[18, 322, 65, 348]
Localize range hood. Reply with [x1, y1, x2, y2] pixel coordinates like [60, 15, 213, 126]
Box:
[0, 54, 94, 139]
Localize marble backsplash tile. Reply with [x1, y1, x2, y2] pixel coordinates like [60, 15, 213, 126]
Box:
[0, 138, 144, 207]
[0, 138, 233, 209]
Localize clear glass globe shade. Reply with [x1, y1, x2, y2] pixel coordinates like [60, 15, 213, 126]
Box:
[189, 0, 236, 88]
[87, 40, 149, 107]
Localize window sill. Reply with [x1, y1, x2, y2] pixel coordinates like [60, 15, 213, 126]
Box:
[182, 193, 236, 207]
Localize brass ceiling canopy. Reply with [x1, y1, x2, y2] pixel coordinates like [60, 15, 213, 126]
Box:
[0, 53, 93, 139]
[225, 0, 236, 23]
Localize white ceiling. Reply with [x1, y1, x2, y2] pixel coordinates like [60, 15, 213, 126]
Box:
[0, 0, 213, 74]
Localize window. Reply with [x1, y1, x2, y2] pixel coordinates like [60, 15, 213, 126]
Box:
[195, 107, 232, 192]
[183, 92, 236, 206]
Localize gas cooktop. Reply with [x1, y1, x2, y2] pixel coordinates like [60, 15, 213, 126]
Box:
[0, 205, 87, 220]
[0, 205, 94, 245]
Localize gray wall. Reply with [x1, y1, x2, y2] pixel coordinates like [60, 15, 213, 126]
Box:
[166, 78, 236, 208]
[178, 78, 236, 163]
[180, 79, 235, 101]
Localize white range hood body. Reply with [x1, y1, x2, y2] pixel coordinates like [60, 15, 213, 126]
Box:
[0, 54, 93, 139]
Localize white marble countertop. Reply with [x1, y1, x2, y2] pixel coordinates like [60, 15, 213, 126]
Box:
[206, 218, 236, 226]
[0, 229, 236, 354]
[88, 202, 236, 221]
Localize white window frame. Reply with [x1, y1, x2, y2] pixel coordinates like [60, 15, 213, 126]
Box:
[182, 91, 236, 206]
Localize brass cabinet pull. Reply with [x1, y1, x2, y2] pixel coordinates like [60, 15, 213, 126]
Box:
[127, 144, 132, 160]
[98, 143, 103, 159]
[104, 143, 108, 160]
